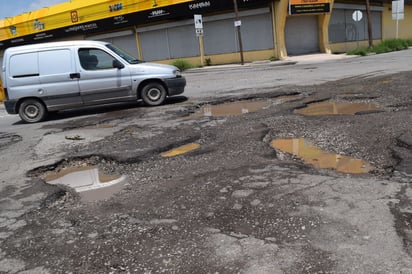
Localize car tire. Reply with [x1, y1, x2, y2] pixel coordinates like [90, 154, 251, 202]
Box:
[18, 99, 47, 123]
[140, 82, 167, 106]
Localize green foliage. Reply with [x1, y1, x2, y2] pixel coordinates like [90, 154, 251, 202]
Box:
[171, 59, 193, 71]
[347, 39, 412, 56]
[269, 56, 278, 61]
[347, 48, 369, 56]
[204, 57, 212, 66]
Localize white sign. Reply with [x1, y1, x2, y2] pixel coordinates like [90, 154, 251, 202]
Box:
[392, 0, 404, 20]
[234, 20, 242, 27]
[352, 10, 362, 22]
[195, 28, 203, 37]
[194, 14, 203, 29]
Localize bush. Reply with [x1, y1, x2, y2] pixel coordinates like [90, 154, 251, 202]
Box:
[347, 48, 369, 56]
[347, 38, 412, 56]
[204, 57, 212, 66]
[171, 59, 193, 71]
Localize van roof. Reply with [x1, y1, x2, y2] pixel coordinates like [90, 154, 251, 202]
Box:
[4, 40, 109, 53]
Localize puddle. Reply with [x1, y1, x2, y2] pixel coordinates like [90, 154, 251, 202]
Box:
[191, 100, 271, 118]
[295, 101, 381, 116]
[161, 143, 200, 157]
[271, 138, 373, 174]
[44, 166, 127, 202]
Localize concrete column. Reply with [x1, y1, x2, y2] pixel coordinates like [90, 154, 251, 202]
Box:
[273, 0, 289, 59]
[318, 0, 334, 53]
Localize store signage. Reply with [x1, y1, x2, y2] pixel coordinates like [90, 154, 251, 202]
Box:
[289, 0, 330, 15]
[109, 3, 123, 12]
[71, 11, 79, 23]
[0, 0, 272, 49]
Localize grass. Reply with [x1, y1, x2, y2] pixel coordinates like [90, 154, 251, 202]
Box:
[171, 59, 193, 71]
[347, 38, 412, 56]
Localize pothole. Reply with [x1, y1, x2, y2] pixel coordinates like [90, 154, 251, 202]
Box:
[295, 101, 382, 116]
[0, 133, 22, 149]
[271, 138, 373, 174]
[191, 100, 271, 118]
[40, 164, 126, 202]
[190, 95, 303, 119]
[161, 143, 201, 157]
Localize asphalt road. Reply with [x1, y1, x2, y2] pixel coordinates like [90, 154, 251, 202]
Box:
[0, 50, 411, 273]
[184, 50, 412, 99]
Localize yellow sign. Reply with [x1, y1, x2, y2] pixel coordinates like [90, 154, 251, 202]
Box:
[289, 0, 330, 14]
[0, 0, 193, 41]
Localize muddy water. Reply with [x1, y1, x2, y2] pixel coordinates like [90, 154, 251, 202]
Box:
[161, 143, 201, 157]
[44, 166, 126, 202]
[295, 101, 381, 116]
[271, 138, 373, 174]
[191, 100, 271, 118]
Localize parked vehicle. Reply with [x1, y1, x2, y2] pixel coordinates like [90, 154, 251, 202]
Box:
[1, 40, 186, 123]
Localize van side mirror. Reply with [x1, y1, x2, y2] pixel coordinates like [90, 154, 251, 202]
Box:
[113, 60, 125, 69]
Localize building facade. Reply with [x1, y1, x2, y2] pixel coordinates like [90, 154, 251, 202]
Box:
[0, 0, 411, 67]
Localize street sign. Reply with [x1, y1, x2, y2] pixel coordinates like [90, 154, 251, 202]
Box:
[392, 0, 404, 20]
[195, 28, 203, 37]
[194, 14, 203, 29]
[352, 10, 362, 22]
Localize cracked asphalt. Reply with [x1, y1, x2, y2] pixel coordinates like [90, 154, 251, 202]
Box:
[0, 52, 411, 273]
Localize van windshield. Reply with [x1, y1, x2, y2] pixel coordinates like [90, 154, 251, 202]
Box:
[105, 44, 143, 64]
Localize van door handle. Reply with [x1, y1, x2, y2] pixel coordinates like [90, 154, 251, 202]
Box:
[70, 73, 80, 79]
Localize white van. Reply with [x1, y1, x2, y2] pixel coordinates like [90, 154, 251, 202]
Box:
[1, 40, 186, 123]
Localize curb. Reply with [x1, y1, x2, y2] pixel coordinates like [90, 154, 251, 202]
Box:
[185, 60, 296, 73]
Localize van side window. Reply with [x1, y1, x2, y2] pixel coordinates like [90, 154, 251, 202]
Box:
[78, 48, 118, 70]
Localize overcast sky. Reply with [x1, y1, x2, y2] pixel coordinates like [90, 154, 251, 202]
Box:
[0, 0, 67, 20]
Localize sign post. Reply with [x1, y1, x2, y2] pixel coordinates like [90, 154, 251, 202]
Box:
[392, 0, 404, 39]
[233, 0, 244, 65]
[194, 14, 205, 66]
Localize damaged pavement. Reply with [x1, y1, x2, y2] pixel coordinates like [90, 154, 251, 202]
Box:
[0, 52, 412, 273]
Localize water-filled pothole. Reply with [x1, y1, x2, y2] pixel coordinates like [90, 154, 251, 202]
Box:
[161, 143, 201, 157]
[43, 166, 127, 202]
[271, 138, 373, 174]
[190, 95, 303, 119]
[191, 100, 271, 118]
[295, 101, 381, 116]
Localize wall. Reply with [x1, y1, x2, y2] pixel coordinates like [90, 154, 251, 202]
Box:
[382, 3, 412, 39]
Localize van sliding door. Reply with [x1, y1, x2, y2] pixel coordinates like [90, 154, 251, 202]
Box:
[38, 49, 82, 110]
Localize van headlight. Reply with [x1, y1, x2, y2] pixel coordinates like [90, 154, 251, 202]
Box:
[173, 69, 182, 77]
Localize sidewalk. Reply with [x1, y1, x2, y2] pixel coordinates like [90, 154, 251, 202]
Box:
[186, 53, 357, 73]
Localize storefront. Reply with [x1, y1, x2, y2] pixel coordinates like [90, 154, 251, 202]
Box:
[0, 0, 411, 66]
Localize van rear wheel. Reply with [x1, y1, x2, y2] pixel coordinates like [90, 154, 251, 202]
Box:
[18, 99, 47, 123]
[140, 82, 167, 106]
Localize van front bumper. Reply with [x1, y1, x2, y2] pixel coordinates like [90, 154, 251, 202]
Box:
[4, 100, 18, 114]
[165, 77, 186, 96]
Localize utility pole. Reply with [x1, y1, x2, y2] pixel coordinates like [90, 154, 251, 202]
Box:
[233, 0, 244, 65]
[365, 0, 373, 48]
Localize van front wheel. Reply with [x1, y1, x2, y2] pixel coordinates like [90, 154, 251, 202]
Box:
[140, 82, 166, 106]
[18, 99, 47, 123]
